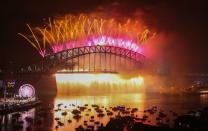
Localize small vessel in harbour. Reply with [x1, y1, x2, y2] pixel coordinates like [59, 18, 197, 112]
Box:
[183, 84, 208, 94]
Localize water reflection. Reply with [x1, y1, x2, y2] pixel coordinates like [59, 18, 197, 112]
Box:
[0, 108, 35, 131]
[200, 94, 208, 105]
[53, 94, 145, 131]
[1, 73, 208, 131]
[1, 93, 208, 131]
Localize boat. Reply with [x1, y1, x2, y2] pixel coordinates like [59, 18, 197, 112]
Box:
[183, 85, 208, 94]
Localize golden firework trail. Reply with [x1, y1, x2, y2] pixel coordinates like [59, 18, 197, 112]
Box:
[19, 14, 155, 57]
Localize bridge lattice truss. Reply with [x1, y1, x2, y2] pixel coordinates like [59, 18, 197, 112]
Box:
[20, 45, 145, 73]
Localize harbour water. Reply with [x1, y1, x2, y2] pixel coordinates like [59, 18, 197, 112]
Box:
[1, 74, 208, 131]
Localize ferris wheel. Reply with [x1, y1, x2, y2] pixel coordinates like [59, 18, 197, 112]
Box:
[19, 84, 35, 98]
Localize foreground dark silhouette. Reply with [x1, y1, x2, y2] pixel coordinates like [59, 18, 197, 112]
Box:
[75, 106, 208, 131]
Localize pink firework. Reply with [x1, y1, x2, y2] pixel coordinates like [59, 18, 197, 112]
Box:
[39, 50, 46, 57]
[51, 36, 143, 54]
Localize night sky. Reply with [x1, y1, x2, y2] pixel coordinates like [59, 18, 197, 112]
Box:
[2, 0, 208, 73]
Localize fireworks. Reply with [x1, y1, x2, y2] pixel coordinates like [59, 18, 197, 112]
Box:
[19, 14, 155, 57]
[55, 73, 144, 94]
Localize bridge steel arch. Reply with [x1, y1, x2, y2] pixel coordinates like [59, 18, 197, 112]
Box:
[20, 45, 145, 73]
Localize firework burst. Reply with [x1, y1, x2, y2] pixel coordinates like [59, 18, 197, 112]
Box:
[19, 14, 155, 57]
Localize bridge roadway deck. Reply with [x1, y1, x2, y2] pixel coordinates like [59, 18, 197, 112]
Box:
[0, 70, 118, 77]
[56, 70, 118, 74]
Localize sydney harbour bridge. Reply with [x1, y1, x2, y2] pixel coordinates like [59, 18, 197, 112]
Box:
[18, 45, 145, 74]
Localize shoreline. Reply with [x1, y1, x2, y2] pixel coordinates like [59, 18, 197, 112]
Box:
[0, 99, 42, 115]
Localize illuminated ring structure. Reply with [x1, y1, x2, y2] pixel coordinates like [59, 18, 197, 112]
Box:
[19, 84, 35, 98]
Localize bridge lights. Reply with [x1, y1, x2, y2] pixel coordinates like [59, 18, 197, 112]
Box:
[126, 41, 132, 49]
[131, 43, 136, 50]
[99, 36, 106, 45]
[133, 46, 139, 52]
[117, 39, 123, 47]
[93, 38, 99, 45]
[136, 47, 143, 54]
[106, 37, 112, 46]
[88, 41, 92, 46]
